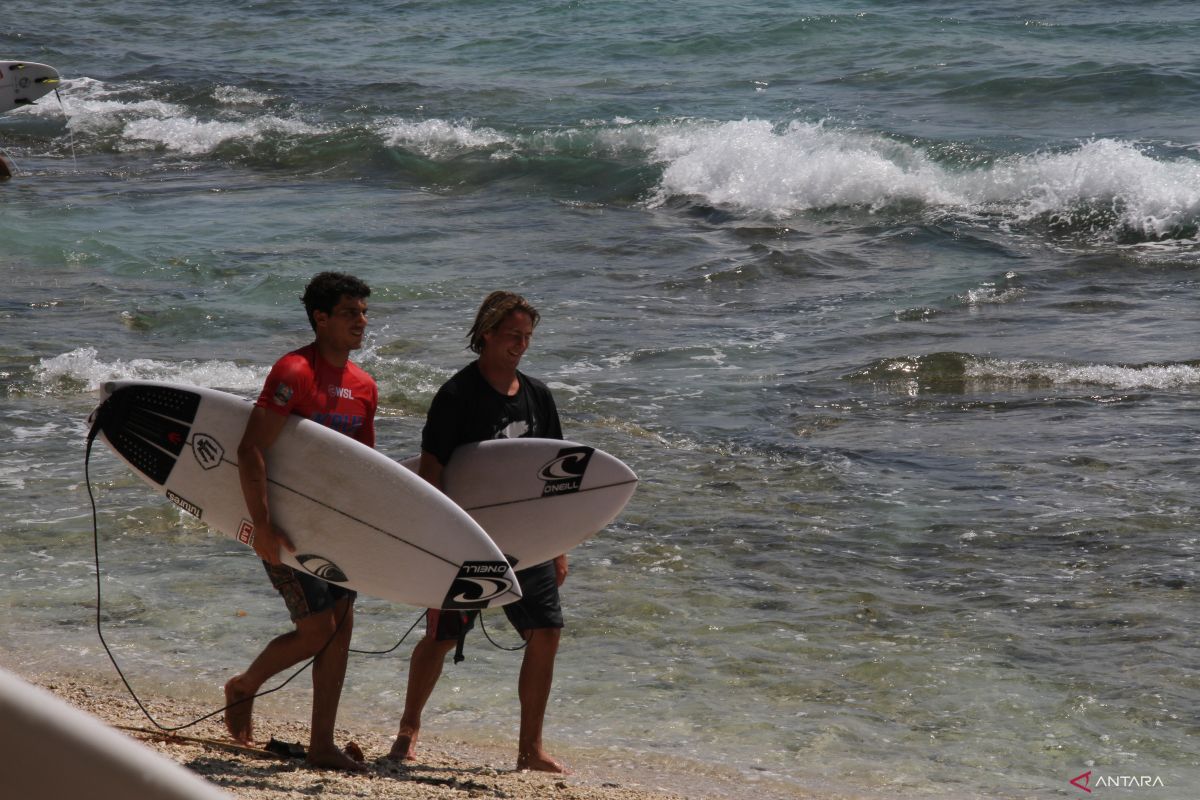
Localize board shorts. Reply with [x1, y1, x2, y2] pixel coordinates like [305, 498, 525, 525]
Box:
[263, 561, 356, 622]
[428, 559, 563, 641]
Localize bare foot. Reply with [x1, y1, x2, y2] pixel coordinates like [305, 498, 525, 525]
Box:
[385, 731, 418, 762]
[223, 677, 255, 745]
[307, 744, 369, 772]
[517, 750, 570, 774]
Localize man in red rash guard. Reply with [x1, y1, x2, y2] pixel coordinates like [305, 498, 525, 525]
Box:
[223, 272, 377, 771]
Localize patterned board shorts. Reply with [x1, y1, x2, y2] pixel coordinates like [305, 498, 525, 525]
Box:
[263, 561, 356, 622]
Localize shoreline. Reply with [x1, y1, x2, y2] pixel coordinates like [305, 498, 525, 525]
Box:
[12, 666, 823, 800]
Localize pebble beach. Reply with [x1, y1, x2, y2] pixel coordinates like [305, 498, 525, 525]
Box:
[18, 670, 825, 800]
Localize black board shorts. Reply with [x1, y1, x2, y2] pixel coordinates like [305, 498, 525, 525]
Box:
[263, 561, 356, 622]
[428, 559, 563, 640]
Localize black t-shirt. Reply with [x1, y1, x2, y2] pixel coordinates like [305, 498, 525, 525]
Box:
[422, 361, 563, 466]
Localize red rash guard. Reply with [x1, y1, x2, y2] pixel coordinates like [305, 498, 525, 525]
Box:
[256, 343, 378, 447]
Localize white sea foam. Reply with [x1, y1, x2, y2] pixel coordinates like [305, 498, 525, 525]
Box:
[379, 118, 509, 158]
[45, 77, 187, 133]
[55, 79, 510, 160]
[47, 77, 325, 154]
[37, 77, 1200, 242]
[32, 347, 263, 394]
[212, 85, 273, 106]
[647, 119, 962, 214]
[960, 138, 1200, 237]
[966, 359, 1200, 390]
[11, 422, 59, 442]
[961, 283, 1025, 307]
[122, 114, 327, 155]
[639, 119, 1200, 240]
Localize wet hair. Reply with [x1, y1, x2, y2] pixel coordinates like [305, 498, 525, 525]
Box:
[467, 291, 540, 354]
[301, 272, 371, 331]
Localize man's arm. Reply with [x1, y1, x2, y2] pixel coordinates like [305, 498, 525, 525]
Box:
[238, 405, 294, 565]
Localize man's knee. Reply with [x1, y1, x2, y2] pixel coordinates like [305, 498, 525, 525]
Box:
[420, 636, 459, 657]
[524, 627, 561, 647]
[296, 608, 346, 646]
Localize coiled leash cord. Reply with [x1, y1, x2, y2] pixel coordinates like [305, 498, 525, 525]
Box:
[0, 85, 76, 178]
[84, 406, 520, 734]
[83, 415, 424, 733]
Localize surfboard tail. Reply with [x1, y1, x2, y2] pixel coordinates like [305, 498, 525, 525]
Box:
[90, 383, 201, 486]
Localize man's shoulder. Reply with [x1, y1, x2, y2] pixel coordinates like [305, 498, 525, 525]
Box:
[438, 361, 484, 394]
[266, 347, 318, 390]
[272, 344, 317, 373]
[258, 345, 316, 412]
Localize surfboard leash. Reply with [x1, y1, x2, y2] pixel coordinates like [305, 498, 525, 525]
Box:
[476, 612, 529, 658]
[83, 402, 517, 734]
[53, 86, 77, 172]
[349, 610, 425, 656]
[84, 409, 348, 734]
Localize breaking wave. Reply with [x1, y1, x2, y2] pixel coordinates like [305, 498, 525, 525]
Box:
[645, 120, 1200, 242]
[28, 347, 263, 396]
[17, 78, 1200, 243]
[847, 352, 1200, 394]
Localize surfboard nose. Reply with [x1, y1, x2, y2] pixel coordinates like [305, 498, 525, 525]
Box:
[440, 561, 523, 610]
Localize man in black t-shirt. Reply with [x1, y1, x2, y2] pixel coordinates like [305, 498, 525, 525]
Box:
[387, 291, 570, 774]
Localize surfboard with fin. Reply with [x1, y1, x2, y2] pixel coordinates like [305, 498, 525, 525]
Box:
[0, 60, 60, 115]
[89, 381, 523, 610]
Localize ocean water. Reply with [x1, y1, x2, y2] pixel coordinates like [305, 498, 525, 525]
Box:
[3, 2, 1200, 797]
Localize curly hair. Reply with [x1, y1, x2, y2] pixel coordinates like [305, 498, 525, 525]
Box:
[301, 272, 371, 331]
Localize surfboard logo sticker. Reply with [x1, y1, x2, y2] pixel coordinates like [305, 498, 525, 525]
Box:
[237, 520, 255, 545]
[272, 382, 294, 407]
[538, 446, 594, 497]
[192, 433, 224, 470]
[296, 554, 349, 584]
[166, 490, 203, 519]
[443, 561, 516, 609]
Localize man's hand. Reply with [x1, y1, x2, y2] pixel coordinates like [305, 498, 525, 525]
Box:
[252, 520, 295, 566]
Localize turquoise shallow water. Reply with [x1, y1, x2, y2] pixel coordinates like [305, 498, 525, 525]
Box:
[3, 2, 1200, 797]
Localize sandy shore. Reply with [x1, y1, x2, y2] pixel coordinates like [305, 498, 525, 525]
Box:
[20, 670, 814, 800]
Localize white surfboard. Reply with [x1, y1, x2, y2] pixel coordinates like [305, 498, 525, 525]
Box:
[90, 381, 521, 610]
[0, 668, 231, 800]
[401, 438, 637, 569]
[0, 60, 60, 114]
